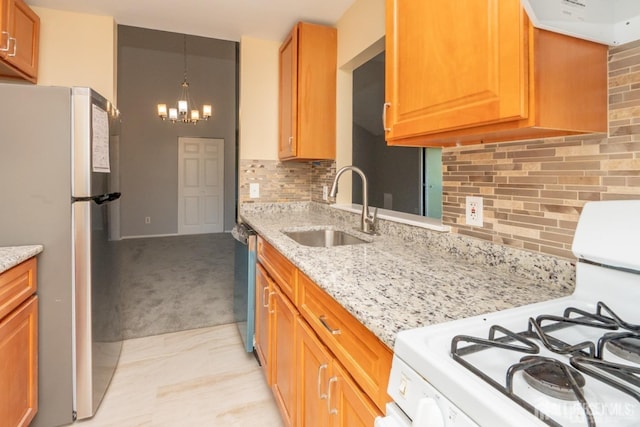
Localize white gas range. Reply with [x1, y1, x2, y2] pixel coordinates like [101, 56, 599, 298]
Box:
[377, 200, 640, 427]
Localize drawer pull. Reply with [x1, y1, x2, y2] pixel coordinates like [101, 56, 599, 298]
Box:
[319, 315, 341, 335]
[327, 376, 338, 415]
[317, 364, 328, 400]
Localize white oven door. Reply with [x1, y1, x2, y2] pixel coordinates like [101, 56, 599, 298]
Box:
[375, 403, 411, 427]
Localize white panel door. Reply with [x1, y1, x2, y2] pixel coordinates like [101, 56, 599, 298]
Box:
[178, 137, 224, 234]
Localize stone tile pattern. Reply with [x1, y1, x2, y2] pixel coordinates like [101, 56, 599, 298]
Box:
[74, 325, 283, 427]
[240, 202, 574, 348]
[0, 245, 43, 274]
[441, 40, 640, 260]
[239, 41, 640, 261]
[238, 159, 334, 205]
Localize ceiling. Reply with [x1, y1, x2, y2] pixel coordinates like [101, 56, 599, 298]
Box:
[27, 0, 356, 42]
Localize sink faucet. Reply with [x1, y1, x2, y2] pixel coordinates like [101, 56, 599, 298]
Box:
[329, 165, 378, 235]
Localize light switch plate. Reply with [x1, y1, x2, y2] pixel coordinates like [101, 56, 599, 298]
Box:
[249, 183, 260, 199]
[466, 196, 483, 227]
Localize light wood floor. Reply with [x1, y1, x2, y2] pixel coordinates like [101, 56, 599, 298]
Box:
[73, 324, 283, 427]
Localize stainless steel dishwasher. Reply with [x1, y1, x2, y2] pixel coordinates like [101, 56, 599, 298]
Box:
[232, 222, 257, 353]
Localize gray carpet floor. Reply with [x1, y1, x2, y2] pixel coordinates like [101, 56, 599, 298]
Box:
[118, 233, 235, 339]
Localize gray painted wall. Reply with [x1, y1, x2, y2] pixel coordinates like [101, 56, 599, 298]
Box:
[352, 52, 421, 215]
[117, 26, 238, 237]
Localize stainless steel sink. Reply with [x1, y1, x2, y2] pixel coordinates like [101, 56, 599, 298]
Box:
[283, 229, 369, 247]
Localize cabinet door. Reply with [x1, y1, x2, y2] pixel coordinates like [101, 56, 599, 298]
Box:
[297, 317, 332, 427]
[271, 284, 297, 427]
[0, 0, 10, 52]
[298, 272, 392, 412]
[385, 0, 527, 140]
[255, 264, 273, 384]
[278, 22, 336, 161]
[329, 362, 380, 427]
[0, 296, 38, 427]
[278, 26, 297, 159]
[5, 0, 38, 78]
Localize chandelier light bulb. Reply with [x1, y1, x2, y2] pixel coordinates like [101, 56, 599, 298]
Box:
[157, 104, 167, 119]
[178, 100, 188, 114]
[203, 104, 212, 119]
[169, 108, 178, 121]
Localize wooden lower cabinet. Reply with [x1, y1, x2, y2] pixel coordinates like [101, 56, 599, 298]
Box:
[297, 317, 332, 427]
[331, 362, 380, 427]
[272, 284, 298, 427]
[297, 317, 379, 427]
[0, 257, 38, 427]
[0, 295, 38, 427]
[255, 264, 273, 384]
[256, 238, 387, 426]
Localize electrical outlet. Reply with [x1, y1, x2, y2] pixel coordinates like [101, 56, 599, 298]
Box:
[145, 216, 151, 224]
[465, 196, 483, 227]
[322, 185, 328, 201]
[249, 183, 260, 199]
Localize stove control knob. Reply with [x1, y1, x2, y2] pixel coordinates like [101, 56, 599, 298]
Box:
[413, 397, 444, 427]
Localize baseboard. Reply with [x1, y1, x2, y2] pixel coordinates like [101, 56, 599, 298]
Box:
[121, 231, 231, 240]
[121, 233, 179, 240]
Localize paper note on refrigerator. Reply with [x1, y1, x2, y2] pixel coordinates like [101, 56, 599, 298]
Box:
[92, 104, 110, 173]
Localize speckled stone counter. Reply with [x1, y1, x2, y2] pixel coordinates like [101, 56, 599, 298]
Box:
[0, 245, 43, 274]
[241, 202, 575, 349]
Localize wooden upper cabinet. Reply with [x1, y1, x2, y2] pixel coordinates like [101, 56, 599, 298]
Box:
[279, 22, 337, 161]
[384, 0, 608, 147]
[0, 0, 39, 83]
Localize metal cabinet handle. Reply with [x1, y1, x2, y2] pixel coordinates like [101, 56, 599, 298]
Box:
[7, 37, 16, 57]
[262, 286, 269, 308]
[268, 291, 275, 314]
[0, 31, 9, 52]
[262, 286, 275, 313]
[288, 136, 293, 150]
[317, 364, 328, 400]
[382, 102, 391, 132]
[327, 376, 338, 415]
[319, 315, 341, 335]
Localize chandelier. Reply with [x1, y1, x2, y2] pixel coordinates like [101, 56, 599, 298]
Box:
[157, 35, 212, 124]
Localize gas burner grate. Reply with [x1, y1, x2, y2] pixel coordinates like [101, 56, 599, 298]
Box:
[452, 326, 564, 427]
[450, 301, 640, 427]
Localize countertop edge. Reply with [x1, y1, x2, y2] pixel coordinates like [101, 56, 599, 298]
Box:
[0, 245, 44, 274]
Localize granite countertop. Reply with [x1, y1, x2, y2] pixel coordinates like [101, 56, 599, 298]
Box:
[0, 245, 43, 274]
[241, 205, 575, 349]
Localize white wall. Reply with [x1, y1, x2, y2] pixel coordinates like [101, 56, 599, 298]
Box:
[239, 36, 280, 160]
[334, 0, 385, 203]
[31, 7, 117, 103]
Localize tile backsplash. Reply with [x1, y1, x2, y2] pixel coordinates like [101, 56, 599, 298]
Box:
[441, 39, 640, 259]
[239, 40, 640, 261]
[238, 159, 334, 205]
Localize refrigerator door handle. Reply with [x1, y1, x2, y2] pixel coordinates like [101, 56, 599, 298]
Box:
[72, 192, 121, 205]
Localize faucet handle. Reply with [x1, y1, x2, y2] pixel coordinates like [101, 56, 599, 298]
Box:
[365, 207, 379, 234]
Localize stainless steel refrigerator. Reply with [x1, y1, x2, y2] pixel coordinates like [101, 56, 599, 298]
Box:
[0, 84, 123, 426]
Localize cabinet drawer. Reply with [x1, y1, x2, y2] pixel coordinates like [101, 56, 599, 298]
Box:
[298, 272, 392, 412]
[0, 257, 37, 320]
[257, 237, 297, 303]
